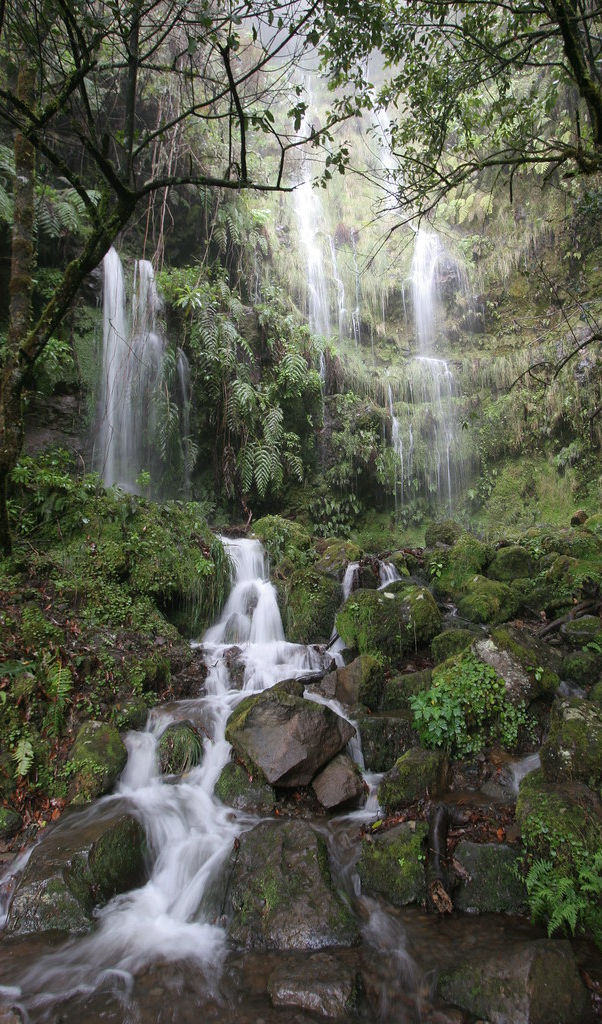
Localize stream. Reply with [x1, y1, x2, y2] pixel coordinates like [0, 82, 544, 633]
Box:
[0, 538, 579, 1023]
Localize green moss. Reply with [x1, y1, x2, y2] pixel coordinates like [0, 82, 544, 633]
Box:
[585, 513, 602, 539]
[489, 625, 561, 697]
[284, 568, 341, 644]
[487, 544, 533, 581]
[253, 515, 313, 571]
[431, 629, 475, 664]
[158, 721, 203, 775]
[214, 761, 275, 812]
[314, 538, 363, 577]
[382, 669, 432, 711]
[69, 720, 128, 804]
[457, 575, 519, 624]
[562, 650, 602, 687]
[540, 698, 602, 789]
[336, 586, 441, 663]
[516, 769, 602, 874]
[357, 822, 428, 906]
[378, 747, 446, 812]
[20, 604, 64, 652]
[424, 520, 465, 547]
[431, 533, 493, 599]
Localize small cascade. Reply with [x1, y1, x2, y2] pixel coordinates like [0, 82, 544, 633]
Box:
[378, 560, 401, 588]
[96, 248, 192, 496]
[329, 234, 347, 338]
[342, 560, 360, 601]
[388, 383, 404, 509]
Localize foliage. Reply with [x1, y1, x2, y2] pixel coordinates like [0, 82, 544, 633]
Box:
[526, 852, 602, 950]
[410, 653, 528, 757]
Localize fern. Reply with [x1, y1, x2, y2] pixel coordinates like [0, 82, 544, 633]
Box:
[526, 853, 602, 949]
[12, 737, 34, 776]
[44, 657, 73, 737]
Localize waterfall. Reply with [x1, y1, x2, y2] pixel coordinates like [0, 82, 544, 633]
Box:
[96, 249, 191, 496]
[329, 234, 347, 338]
[294, 174, 331, 345]
[388, 383, 404, 510]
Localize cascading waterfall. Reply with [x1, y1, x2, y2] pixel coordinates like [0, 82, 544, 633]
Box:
[329, 234, 347, 338]
[294, 166, 331, 361]
[96, 248, 191, 495]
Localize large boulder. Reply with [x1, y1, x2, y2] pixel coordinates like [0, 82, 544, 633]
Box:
[378, 747, 447, 812]
[214, 761, 275, 814]
[437, 939, 589, 1024]
[284, 568, 341, 644]
[381, 669, 432, 711]
[225, 689, 354, 787]
[6, 812, 147, 935]
[314, 539, 363, 579]
[317, 655, 385, 710]
[312, 753, 365, 810]
[430, 628, 475, 664]
[560, 615, 602, 649]
[472, 626, 560, 706]
[452, 841, 526, 914]
[428, 532, 492, 600]
[424, 520, 465, 547]
[516, 769, 602, 871]
[540, 698, 602, 789]
[487, 544, 533, 581]
[68, 720, 128, 804]
[335, 586, 441, 662]
[158, 720, 203, 775]
[268, 953, 359, 1018]
[355, 711, 417, 772]
[456, 575, 519, 625]
[224, 820, 359, 950]
[357, 822, 428, 906]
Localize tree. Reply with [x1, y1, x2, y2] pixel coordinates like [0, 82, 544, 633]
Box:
[323, 0, 602, 216]
[0, 0, 349, 552]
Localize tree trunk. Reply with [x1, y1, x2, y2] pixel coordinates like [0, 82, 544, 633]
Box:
[0, 65, 35, 555]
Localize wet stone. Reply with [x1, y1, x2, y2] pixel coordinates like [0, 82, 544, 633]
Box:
[311, 753, 365, 811]
[268, 953, 358, 1018]
[452, 841, 527, 915]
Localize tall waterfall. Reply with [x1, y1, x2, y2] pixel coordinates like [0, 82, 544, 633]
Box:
[97, 248, 191, 495]
[294, 173, 331, 346]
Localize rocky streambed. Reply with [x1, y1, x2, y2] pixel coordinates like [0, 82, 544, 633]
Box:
[1, 526, 602, 1024]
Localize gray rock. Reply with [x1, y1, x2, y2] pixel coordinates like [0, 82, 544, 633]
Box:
[357, 822, 427, 907]
[540, 697, 602, 789]
[225, 689, 354, 787]
[6, 811, 147, 935]
[225, 820, 359, 951]
[356, 711, 417, 772]
[268, 953, 358, 1017]
[437, 938, 589, 1024]
[453, 841, 527, 914]
[312, 754, 365, 810]
[214, 760, 275, 814]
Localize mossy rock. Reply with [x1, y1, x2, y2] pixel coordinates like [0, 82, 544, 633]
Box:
[431, 629, 475, 664]
[474, 625, 561, 704]
[453, 841, 527, 914]
[329, 654, 385, 710]
[388, 550, 411, 576]
[584, 512, 602, 539]
[424, 520, 465, 547]
[516, 769, 602, 871]
[560, 615, 602, 649]
[335, 586, 441, 662]
[378, 747, 446, 812]
[430, 533, 493, 600]
[116, 696, 148, 730]
[284, 568, 341, 644]
[158, 720, 203, 775]
[382, 669, 432, 711]
[561, 649, 602, 687]
[20, 604, 65, 653]
[314, 539, 363, 579]
[214, 761, 275, 814]
[590, 680, 602, 706]
[357, 822, 428, 906]
[69, 721, 128, 804]
[540, 698, 602, 789]
[0, 806, 22, 839]
[523, 525, 602, 561]
[457, 576, 519, 625]
[487, 545, 533, 581]
[356, 711, 417, 772]
[253, 515, 313, 572]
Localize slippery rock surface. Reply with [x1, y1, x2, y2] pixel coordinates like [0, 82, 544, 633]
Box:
[540, 697, 602, 789]
[355, 711, 417, 772]
[378, 747, 446, 812]
[335, 585, 441, 661]
[268, 953, 359, 1018]
[357, 822, 428, 907]
[225, 688, 354, 787]
[315, 654, 385, 710]
[437, 938, 590, 1024]
[68, 720, 128, 804]
[214, 760, 275, 814]
[311, 753, 365, 810]
[224, 820, 359, 951]
[472, 626, 559, 707]
[453, 841, 527, 915]
[6, 811, 147, 935]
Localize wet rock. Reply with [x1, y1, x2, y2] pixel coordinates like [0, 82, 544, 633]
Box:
[437, 938, 589, 1024]
[516, 769, 602, 868]
[336, 586, 441, 662]
[357, 556, 381, 590]
[68, 720, 128, 804]
[453, 841, 527, 914]
[225, 688, 354, 787]
[268, 953, 358, 1017]
[378, 747, 447, 812]
[284, 569, 341, 644]
[472, 627, 560, 707]
[117, 696, 148, 730]
[157, 720, 203, 775]
[0, 806, 22, 839]
[314, 539, 363, 579]
[312, 754, 365, 810]
[456, 576, 519, 625]
[424, 520, 465, 547]
[431, 629, 475, 665]
[6, 811, 147, 935]
[225, 820, 359, 950]
[355, 711, 417, 772]
[357, 822, 428, 906]
[429, 533, 492, 601]
[560, 615, 602, 648]
[381, 668, 432, 711]
[561, 648, 602, 687]
[214, 761, 275, 814]
[540, 697, 602, 789]
[318, 654, 385, 710]
[487, 544, 533, 581]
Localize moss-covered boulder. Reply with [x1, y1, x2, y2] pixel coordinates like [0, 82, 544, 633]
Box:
[158, 720, 203, 775]
[453, 841, 527, 914]
[590, 680, 602, 706]
[320, 655, 385, 710]
[584, 512, 602, 539]
[487, 544, 533, 581]
[437, 939, 589, 1024]
[378, 747, 446, 812]
[429, 533, 493, 600]
[314, 539, 363, 579]
[284, 569, 340, 644]
[68, 721, 128, 804]
[355, 712, 417, 772]
[225, 688, 354, 787]
[540, 698, 602, 789]
[6, 812, 147, 935]
[388, 551, 411, 577]
[560, 615, 602, 648]
[381, 669, 432, 711]
[430, 629, 475, 664]
[224, 820, 359, 950]
[252, 515, 313, 572]
[472, 627, 560, 706]
[561, 649, 602, 687]
[516, 769, 602, 871]
[214, 761, 275, 814]
[0, 806, 22, 839]
[335, 586, 441, 662]
[312, 753, 365, 810]
[116, 696, 148, 730]
[523, 524, 602, 561]
[456, 575, 519, 625]
[357, 822, 428, 906]
[424, 520, 464, 547]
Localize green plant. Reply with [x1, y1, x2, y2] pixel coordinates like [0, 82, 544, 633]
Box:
[526, 852, 602, 950]
[410, 653, 528, 757]
[429, 558, 444, 580]
[11, 736, 34, 776]
[43, 656, 73, 737]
